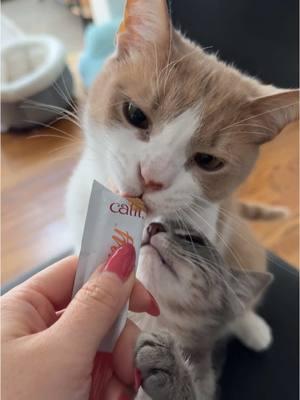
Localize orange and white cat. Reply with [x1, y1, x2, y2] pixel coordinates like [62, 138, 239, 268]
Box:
[66, 0, 298, 373]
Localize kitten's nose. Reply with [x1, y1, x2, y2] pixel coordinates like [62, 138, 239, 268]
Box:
[142, 222, 166, 245]
[147, 222, 166, 238]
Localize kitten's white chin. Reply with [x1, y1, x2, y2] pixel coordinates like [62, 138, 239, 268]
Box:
[140, 243, 176, 276]
[141, 244, 163, 265]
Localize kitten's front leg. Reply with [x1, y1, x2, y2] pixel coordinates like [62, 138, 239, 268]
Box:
[135, 332, 197, 400]
[189, 354, 216, 400]
[229, 310, 272, 351]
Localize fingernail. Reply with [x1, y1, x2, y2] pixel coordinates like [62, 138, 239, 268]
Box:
[134, 368, 142, 392]
[103, 244, 136, 282]
[147, 292, 160, 316]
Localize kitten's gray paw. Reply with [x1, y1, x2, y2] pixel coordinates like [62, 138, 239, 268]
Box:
[135, 332, 195, 400]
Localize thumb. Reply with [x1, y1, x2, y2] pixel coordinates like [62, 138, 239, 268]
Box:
[53, 244, 136, 355]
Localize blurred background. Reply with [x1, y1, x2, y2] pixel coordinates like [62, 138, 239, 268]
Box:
[3, 0, 85, 51]
[1, 0, 299, 285]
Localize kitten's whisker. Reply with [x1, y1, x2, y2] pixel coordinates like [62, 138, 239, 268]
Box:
[190, 194, 286, 270]
[171, 239, 244, 308]
[175, 209, 198, 254]
[185, 202, 245, 272]
[176, 205, 217, 270]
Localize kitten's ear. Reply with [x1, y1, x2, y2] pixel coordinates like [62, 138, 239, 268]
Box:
[244, 89, 299, 144]
[116, 0, 171, 55]
[229, 270, 273, 317]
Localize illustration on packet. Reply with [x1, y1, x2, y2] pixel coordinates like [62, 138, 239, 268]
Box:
[72, 180, 145, 352]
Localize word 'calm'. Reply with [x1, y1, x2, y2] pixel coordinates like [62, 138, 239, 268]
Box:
[109, 201, 144, 218]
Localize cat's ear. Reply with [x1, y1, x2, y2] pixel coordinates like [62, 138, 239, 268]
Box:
[244, 89, 299, 144]
[229, 270, 273, 317]
[116, 0, 171, 55]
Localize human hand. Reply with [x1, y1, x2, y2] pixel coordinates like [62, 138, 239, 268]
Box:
[2, 244, 159, 400]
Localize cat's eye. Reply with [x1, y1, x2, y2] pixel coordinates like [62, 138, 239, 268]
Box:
[194, 153, 224, 172]
[123, 102, 149, 129]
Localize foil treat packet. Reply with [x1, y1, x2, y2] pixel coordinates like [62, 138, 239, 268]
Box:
[72, 180, 145, 352]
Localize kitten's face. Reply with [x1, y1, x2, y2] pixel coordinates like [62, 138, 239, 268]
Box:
[84, 0, 298, 218]
[139, 221, 272, 324]
[141, 221, 217, 287]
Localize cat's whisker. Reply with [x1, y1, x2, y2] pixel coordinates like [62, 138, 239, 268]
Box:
[46, 141, 81, 155]
[22, 101, 81, 127]
[91, 133, 127, 175]
[20, 104, 79, 127]
[110, 94, 142, 112]
[176, 204, 225, 270]
[52, 114, 81, 127]
[25, 120, 79, 142]
[51, 79, 79, 115]
[161, 47, 200, 95]
[27, 133, 77, 144]
[220, 102, 298, 132]
[185, 202, 246, 273]
[170, 237, 244, 308]
[150, 41, 160, 99]
[24, 97, 80, 119]
[58, 73, 80, 113]
[164, 20, 173, 82]
[223, 122, 274, 133]
[175, 209, 199, 254]
[189, 194, 287, 270]
[177, 203, 224, 268]
[168, 242, 214, 286]
[26, 129, 79, 143]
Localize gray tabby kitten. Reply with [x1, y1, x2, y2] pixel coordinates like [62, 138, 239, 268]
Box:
[133, 221, 273, 400]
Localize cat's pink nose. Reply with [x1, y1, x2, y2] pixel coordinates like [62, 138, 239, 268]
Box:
[140, 166, 164, 192]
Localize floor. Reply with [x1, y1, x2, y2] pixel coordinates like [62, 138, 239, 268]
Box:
[2, 118, 299, 283]
[238, 122, 299, 266]
[2, 120, 81, 283]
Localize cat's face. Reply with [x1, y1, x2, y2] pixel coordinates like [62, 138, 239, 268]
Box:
[84, 0, 298, 218]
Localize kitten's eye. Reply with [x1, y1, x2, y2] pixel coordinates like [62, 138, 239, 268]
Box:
[178, 234, 206, 246]
[194, 153, 224, 172]
[123, 102, 149, 129]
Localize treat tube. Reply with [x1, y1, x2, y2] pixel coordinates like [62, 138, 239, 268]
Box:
[71, 180, 145, 398]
